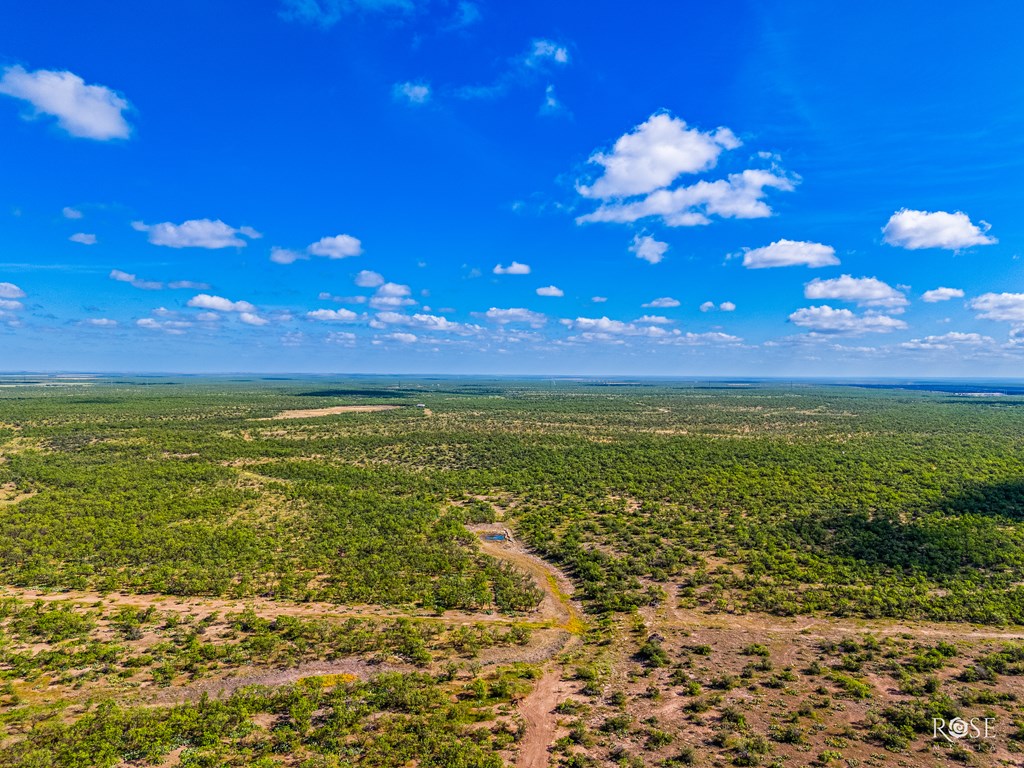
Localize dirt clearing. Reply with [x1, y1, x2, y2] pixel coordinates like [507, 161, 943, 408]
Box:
[259, 405, 402, 420]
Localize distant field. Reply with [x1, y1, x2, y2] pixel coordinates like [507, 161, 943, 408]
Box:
[0, 377, 1022, 766]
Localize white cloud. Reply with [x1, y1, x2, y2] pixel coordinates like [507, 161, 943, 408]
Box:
[393, 81, 430, 104]
[635, 315, 672, 324]
[629, 234, 668, 264]
[567, 316, 670, 337]
[493, 261, 531, 275]
[167, 280, 210, 290]
[788, 305, 907, 334]
[742, 239, 839, 269]
[804, 275, 908, 309]
[69, 232, 97, 245]
[591, 296, 608, 303]
[526, 39, 569, 66]
[484, 307, 547, 327]
[579, 168, 795, 227]
[187, 294, 256, 313]
[575, 113, 794, 228]
[0, 282, 26, 299]
[0, 65, 131, 140]
[369, 281, 415, 309]
[133, 219, 261, 249]
[700, 300, 736, 312]
[0, 299, 23, 312]
[307, 234, 363, 259]
[374, 311, 481, 335]
[239, 312, 269, 326]
[355, 269, 385, 287]
[921, 287, 965, 302]
[62, 206, 83, 219]
[882, 209, 996, 250]
[387, 332, 418, 343]
[307, 308, 359, 322]
[82, 318, 117, 327]
[271, 247, 306, 264]
[536, 285, 564, 297]
[578, 113, 739, 199]
[675, 331, 742, 345]
[968, 292, 1024, 323]
[901, 332, 994, 350]
[326, 331, 357, 345]
[137, 317, 190, 335]
[642, 296, 680, 308]
[110, 269, 162, 291]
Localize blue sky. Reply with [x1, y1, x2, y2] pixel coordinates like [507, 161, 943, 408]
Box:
[1, 0, 1023, 375]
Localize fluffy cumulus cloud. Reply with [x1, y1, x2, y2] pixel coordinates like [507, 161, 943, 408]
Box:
[270, 247, 305, 265]
[882, 209, 996, 250]
[493, 261, 531, 275]
[742, 239, 839, 269]
[387, 332, 418, 343]
[629, 234, 668, 264]
[355, 270, 385, 287]
[275, 234, 363, 263]
[0, 282, 25, 317]
[82, 318, 117, 327]
[804, 275, 908, 309]
[0, 283, 26, 300]
[968, 293, 1024, 323]
[187, 294, 256, 313]
[576, 113, 795, 227]
[788, 305, 907, 334]
[484, 307, 547, 327]
[62, 206, 83, 219]
[700, 301, 736, 312]
[369, 282, 415, 309]
[308, 234, 363, 259]
[578, 113, 739, 199]
[562, 316, 740, 345]
[921, 287, 965, 302]
[133, 219, 261, 249]
[901, 332, 994, 350]
[0, 65, 131, 140]
[69, 232, 96, 245]
[393, 81, 430, 104]
[536, 285, 564, 297]
[307, 308, 359, 322]
[374, 311, 482, 335]
[642, 296, 680, 308]
[137, 316, 192, 335]
[564, 316, 673, 339]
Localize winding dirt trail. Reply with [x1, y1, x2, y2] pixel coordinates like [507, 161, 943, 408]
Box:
[516, 666, 563, 768]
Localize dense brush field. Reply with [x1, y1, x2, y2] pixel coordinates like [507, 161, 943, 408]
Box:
[0, 376, 1022, 767]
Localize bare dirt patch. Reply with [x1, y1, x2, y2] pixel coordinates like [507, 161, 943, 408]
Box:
[258, 405, 402, 420]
